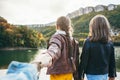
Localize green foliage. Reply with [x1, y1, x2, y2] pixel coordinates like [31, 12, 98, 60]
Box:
[32, 5, 120, 46]
[72, 6, 120, 38]
[0, 19, 45, 48]
[31, 5, 120, 47]
[30, 26, 56, 40]
[71, 5, 120, 45]
[2, 5, 119, 47]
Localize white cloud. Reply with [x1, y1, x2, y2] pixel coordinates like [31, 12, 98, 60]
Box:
[0, 0, 119, 24]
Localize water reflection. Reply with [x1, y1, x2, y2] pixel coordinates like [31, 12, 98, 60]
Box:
[0, 48, 120, 71]
[0, 49, 38, 69]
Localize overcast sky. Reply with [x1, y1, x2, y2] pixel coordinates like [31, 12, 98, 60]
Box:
[0, 0, 119, 24]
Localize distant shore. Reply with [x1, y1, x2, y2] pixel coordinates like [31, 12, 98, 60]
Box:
[0, 47, 38, 50]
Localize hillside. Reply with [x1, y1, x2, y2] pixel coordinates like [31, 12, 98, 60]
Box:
[0, 17, 45, 48]
[31, 5, 120, 42]
[72, 5, 120, 39]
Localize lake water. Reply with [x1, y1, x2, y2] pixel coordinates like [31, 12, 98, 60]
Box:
[0, 47, 120, 71]
[0, 49, 39, 69]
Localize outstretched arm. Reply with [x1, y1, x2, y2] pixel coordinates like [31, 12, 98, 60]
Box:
[32, 36, 62, 68]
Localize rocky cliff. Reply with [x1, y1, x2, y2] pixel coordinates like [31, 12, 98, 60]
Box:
[67, 4, 118, 18]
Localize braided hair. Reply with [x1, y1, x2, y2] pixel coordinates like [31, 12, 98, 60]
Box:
[56, 16, 76, 71]
[56, 16, 73, 37]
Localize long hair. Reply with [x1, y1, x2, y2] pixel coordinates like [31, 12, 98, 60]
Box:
[56, 16, 74, 62]
[89, 15, 111, 43]
[56, 16, 73, 37]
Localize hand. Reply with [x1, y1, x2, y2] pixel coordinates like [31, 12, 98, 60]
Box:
[109, 77, 115, 80]
[39, 53, 52, 67]
[32, 53, 52, 67]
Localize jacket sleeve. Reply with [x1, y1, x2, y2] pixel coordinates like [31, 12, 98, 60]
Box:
[46, 35, 62, 61]
[108, 44, 117, 77]
[78, 39, 90, 80]
[73, 41, 80, 80]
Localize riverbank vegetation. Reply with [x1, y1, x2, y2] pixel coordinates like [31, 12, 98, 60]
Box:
[0, 17, 45, 48]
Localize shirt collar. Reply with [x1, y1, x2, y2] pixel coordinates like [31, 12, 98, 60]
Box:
[55, 30, 66, 35]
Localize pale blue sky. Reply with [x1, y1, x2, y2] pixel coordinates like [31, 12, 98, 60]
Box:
[0, 0, 119, 24]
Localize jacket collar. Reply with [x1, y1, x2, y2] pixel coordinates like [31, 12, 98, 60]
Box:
[55, 30, 73, 40]
[55, 30, 66, 35]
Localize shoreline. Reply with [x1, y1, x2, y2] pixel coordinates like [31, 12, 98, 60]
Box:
[0, 47, 38, 50]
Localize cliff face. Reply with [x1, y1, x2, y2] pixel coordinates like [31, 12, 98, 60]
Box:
[67, 4, 118, 18]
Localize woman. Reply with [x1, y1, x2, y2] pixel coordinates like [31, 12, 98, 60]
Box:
[78, 15, 116, 80]
[33, 16, 79, 80]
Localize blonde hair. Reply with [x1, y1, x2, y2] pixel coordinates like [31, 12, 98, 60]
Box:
[89, 15, 111, 42]
[56, 16, 73, 37]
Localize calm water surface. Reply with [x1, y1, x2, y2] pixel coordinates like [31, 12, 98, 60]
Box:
[0, 49, 39, 69]
[0, 47, 120, 71]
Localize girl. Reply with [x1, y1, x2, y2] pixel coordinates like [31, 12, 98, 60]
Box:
[78, 15, 116, 80]
[33, 16, 79, 80]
